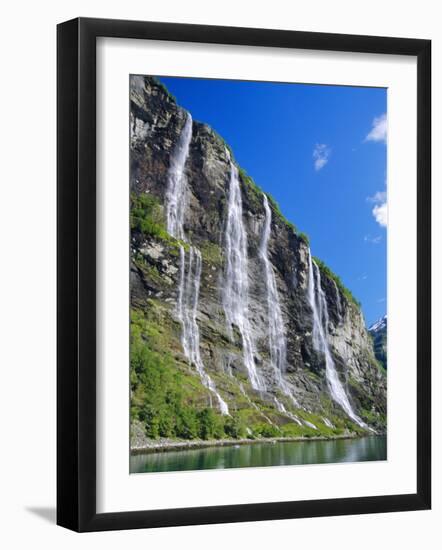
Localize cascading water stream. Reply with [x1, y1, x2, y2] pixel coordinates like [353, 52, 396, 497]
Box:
[180, 247, 229, 414]
[223, 161, 264, 392]
[332, 279, 343, 323]
[165, 113, 193, 240]
[322, 417, 335, 429]
[273, 398, 303, 426]
[260, 195, 288, 375]
[260, 195, 301, 413]
[239, 383, 277, 427]
[166, 112, 228, 415]
[307, 250, 366, 428]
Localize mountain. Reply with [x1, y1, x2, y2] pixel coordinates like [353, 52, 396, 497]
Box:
[129, 76, 387, 447]
[369, 315, 387, 370]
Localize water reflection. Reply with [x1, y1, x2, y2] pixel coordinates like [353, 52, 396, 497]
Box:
[130, 436, 386, 474]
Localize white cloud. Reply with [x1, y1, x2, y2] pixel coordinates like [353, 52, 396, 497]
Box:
[313, 144, 331, 171]
[367, 188, 387, 228]
[367, 190, 387, 203]
[364, 234, 382, 244]
[372, 203, 387, 227]
[365, 113, 387, 144]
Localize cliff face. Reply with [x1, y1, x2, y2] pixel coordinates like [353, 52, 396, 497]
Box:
[129, 76, 387, 443]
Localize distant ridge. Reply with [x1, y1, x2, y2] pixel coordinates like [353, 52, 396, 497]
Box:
[369, 315, 387, 370]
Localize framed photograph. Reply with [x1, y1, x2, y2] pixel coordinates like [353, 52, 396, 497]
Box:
[57, 17, 431, 532]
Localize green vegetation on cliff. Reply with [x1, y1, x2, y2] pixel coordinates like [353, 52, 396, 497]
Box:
[130, 192, 168, 240]
[130, 307, 354, 442]
[237, 166, 298, 236]
[130, 192, 188, 254]
[313, 256, 361, 308]
[131, 308, 215, 440]
[152, 76, 177, 104]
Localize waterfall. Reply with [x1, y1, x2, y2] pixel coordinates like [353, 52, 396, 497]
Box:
[223, 162, 264, 391]
[307, 250, 366, 427]
[239, 383, 276, 427]
[178, 246, 229, 414]
[260, 195, 287, 374]
[260, 194, 300, 409]
[166, 112, 228, 415]
[322, 417, 335, 429]
[166, 113, 193, 240]
[333, 279, 343, 323]
[273, 398, 303, 426]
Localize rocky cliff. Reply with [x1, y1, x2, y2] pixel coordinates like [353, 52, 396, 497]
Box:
[129, 76, 387, 444]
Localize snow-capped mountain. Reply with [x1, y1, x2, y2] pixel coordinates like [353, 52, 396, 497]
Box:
[369, 314, 387, 334]
[369, 315, 387, 369]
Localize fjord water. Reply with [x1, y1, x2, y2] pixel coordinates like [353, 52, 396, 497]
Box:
[130, 436, 387, 474]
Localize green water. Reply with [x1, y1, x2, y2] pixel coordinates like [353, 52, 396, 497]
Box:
[130, 435, 386, 474]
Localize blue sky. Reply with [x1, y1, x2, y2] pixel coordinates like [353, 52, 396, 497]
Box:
[159, 76, 387, 326]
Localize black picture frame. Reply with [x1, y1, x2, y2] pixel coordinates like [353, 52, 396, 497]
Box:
[57, 17, 431, 532]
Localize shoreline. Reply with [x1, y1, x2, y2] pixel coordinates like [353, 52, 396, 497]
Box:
[130, 433, 383, 455]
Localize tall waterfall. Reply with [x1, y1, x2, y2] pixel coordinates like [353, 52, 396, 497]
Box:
[166, 112, 228, 415]
[260, 195, 287, 374]
[223, 162, 264, 391]
[260, 195, 300, 410]
[307, 250, 366, 427]
[166, 113, 193, 240]
[178, 246, 229, 414]
[333, 279, 343, 323]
